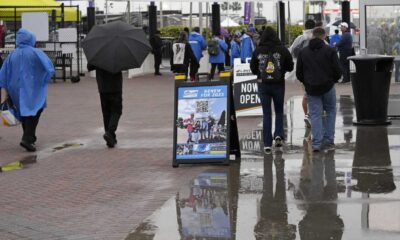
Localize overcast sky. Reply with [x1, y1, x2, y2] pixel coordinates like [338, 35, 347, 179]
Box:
[59, 0, 359, 23]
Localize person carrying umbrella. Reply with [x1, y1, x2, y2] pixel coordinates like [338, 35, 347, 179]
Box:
[336, 22, 353, 84]
[82, 21, 152, 148]
[87, 64, 122, 148]
[0, 29, 55, 152]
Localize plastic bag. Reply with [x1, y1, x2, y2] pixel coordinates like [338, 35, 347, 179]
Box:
[1, 99, 20, 126]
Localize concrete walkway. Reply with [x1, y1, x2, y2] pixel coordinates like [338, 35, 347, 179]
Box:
[0, 72, 399, 239]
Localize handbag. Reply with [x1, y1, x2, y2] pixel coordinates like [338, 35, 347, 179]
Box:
[1, 97, 20, 126]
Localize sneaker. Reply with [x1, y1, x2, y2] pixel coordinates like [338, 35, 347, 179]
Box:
[304, 115, 311, 128]
[263, 147, 272, 154]
[274, 136, 283, 148]
[312, 148, 320, 153]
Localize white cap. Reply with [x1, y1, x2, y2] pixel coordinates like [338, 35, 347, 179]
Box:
[340, 22, 349, 29]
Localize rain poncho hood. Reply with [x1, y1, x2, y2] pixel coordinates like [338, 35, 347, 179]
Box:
[0, 28, 55, 117]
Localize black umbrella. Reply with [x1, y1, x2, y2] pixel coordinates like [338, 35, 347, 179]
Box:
[331, 20, 357, 29]
[82, 21, 152, 73]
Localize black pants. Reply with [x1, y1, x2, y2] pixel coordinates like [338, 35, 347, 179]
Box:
[210, 63, 224, 80]
[21, 109, 43, 144]
[100, 92, 122, 138]
[340, 54, 350, 83]
[173, 65, 189, 78]
[189, 61, 200, 80]
[154, 52, 162, 74]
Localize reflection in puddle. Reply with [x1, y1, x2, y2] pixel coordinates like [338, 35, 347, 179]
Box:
[127, 96, 400, 240]
[0, 155, 37, 172]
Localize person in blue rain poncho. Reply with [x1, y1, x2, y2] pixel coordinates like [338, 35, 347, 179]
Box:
[0, 28, 54, 152]
[189, 27, 207, 81]
[240, 29, 255, 63]
[230, 32, 241, 68]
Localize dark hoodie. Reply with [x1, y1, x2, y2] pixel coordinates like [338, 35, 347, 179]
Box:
[296, 38, 342, 96]
[250, 27, 293, 83]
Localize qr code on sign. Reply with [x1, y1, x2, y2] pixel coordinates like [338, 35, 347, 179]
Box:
[196, 101, 209, 113]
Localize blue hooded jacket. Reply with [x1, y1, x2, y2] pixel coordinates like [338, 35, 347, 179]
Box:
[240, 33, 254, 63]
[329, 33, 341, 48]
[230, 40, 241, 67]
[189, 32, 207, 62]
[0, 29, 55, 117]
[209, 37, 228, 64]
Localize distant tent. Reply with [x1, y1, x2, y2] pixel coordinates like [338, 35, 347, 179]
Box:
[0, 0, 80, 22]
[221, 17, 239, 27]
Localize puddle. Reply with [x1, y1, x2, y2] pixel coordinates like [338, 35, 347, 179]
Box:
[52, 143, 84, 152]
[126, 95, 400, 240]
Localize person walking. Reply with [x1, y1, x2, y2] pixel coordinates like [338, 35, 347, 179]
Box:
[230, 32, 241, 68]
[87, 64, 123, 148]
[289, 19, 316, 129]
[189, 27, 207, 81]
[336, 22, 353, 83]
[250, 27, 294, 154]
[0, 29, 55, 152]
[150, 30, 163, 76]
[240, 29, 255, 63]
[329, 29, 341, 48]
[296, 27, 342, 152]
[170, 31, 198, 79]
[208, 34, 228, 80]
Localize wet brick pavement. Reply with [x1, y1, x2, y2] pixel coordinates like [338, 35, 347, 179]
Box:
[0, 72, 399, 239]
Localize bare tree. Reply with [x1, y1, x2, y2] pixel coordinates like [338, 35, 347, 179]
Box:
[221, 2, 229, 11]
[256, 2, 263, 17]
[230, 2, 242, 13]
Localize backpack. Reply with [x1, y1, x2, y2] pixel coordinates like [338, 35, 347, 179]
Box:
[260, 52, 282, 83]
[292, 38, 310, 58]
[207, 39, 220, 56]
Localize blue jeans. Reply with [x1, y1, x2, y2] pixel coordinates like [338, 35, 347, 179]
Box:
[308, 87, 337, 150]
[258, 83, 285, 147]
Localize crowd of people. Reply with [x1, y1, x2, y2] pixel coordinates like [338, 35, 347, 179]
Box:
[165, 24, 262, 81]
[0, 20, 364, 154]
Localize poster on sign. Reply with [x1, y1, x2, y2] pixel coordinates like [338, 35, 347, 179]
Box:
[233, 58, 263, 117]
[173, 81, 231, 165]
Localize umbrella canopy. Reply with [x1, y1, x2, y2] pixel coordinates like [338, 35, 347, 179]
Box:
[331, 20, 357, 29]
[221, 17, 240, 27]
[82, 21, 151, 74]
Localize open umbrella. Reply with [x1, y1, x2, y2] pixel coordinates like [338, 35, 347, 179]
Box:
[331, 20, 357, 29]
[82, 21, 152, 73]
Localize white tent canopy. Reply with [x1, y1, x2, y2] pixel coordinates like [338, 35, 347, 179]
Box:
[221, 17, 239, 27]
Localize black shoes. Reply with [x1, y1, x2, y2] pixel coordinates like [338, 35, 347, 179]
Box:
[275, 136, 283, 148]
[154, 72, 162, 76]
[20, 141, 36, 152]
[103, 132, 117, 148]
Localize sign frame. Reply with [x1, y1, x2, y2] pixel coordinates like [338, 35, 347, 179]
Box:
[172, 79, 233, 167]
